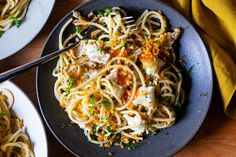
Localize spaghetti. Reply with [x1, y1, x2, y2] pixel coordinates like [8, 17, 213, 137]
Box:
[0, 88, 34, 157]
[0, 0, 30, 37]
[53, 7, 184, 148]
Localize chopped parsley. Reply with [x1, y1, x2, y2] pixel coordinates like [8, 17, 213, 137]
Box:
[92, 35, 98, 40]
[0, 112, 8, 118]
[107, 126, 113, 133]
[54, 69, 59, 74]
[176, 76, 182, 82]
[104, 7, 112, 16]
[175, 99, 183, 108]
[152, 39, 157, 43]
[150, 131, 157, 136]
[0, 31, 4, 38]
[90, 95, 96, 105]
[76, 26, 81, 34]
[89, 110, 95, 117]
[92, 124, 98, 134]
[187, 65, 194, 77]
[12, 17, 22, 28]
[97, 7, 112, 17]
[64, 77, 75, 94]
[124, 42, 129, 48]
[67, 77, 75, 87]
[97, 10, 105, 17]
[85, 40, 88, 45]
[123, 142, 140, 149]
[64, 87, 71, 94]
[103, 101, 110, 110]
[143, 66, 147, 72]
[91, 134, 98, 141]
[150, 82, 155, 86]
[97, 47, 103, 51]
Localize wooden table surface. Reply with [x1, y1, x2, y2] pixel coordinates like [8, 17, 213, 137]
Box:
[1, 0, 236, 156]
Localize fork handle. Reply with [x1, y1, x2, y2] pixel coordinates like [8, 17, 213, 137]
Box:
[0, 42, 78, 83]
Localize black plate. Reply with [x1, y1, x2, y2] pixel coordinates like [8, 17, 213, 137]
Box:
[36, 0, 213, 156]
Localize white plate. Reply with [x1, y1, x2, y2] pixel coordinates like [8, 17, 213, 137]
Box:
[0, 81, 48, 157]
[0, 0, 55, 60]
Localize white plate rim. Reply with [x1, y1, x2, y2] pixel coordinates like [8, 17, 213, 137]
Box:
[0, 80, 48, 157]
[0, 0, 56, 60]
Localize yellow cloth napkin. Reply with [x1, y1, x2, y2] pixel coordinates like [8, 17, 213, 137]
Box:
[168, 0, 236, 118]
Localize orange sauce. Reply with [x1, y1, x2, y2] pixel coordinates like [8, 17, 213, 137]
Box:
[117, 70, 128, 85]
[139, 53, 153, 63]
[110, 49, 120, 58]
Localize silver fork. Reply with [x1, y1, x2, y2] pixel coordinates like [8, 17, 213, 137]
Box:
[0, 25, 102, 83]
[0, 42, 79, 83]
[122, 16, 137, 31]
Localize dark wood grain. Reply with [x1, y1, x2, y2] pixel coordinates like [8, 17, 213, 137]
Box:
[0, 0, 236, 156]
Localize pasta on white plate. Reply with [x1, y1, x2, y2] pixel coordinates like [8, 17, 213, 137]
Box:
[53, 7, 185, 148]
[0, 88, 34, 157]
[0, 0, 30, 37]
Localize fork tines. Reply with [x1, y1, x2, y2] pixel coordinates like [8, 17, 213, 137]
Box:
[122, 16, 137, 31]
